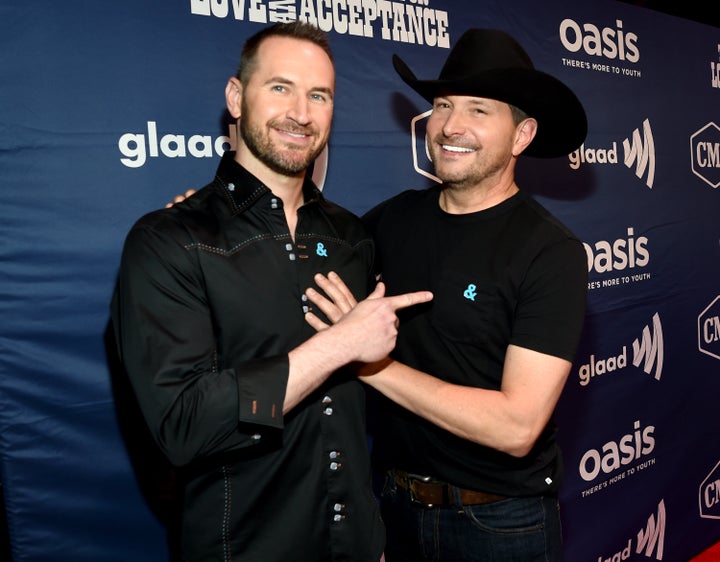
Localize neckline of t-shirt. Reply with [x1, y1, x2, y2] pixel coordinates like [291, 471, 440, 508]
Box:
[432, 188, 525, 222]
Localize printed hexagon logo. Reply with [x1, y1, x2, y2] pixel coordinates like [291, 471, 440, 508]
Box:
[698, 295, 720, 360]
[690, 122, 720, 189]
[410, 110, 440, 184]
[699, 458, 720, 519]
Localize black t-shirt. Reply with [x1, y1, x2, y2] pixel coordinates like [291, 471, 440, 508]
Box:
[363, 186, 587, 496]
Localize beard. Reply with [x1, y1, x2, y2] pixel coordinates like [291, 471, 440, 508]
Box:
[428, 136, 505, 191]
[240, 99, 328, 177]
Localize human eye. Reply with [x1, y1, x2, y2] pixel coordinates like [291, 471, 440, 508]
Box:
[310, 90, 332, 104]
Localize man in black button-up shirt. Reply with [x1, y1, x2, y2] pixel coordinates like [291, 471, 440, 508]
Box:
[111, 22, 431, 562]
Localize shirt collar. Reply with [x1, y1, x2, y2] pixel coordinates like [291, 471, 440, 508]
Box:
[214, 151, 324, 214]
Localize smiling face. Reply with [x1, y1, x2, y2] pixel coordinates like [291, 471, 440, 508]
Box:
[227, 35, 335, 179]
[426, 95, 535, 192]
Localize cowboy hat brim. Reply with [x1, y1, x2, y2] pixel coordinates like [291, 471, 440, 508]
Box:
[393, 54, 587, 158]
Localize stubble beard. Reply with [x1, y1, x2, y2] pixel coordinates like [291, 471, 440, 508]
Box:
[239, 96, 328, 176]
[429, 138, 504, 192]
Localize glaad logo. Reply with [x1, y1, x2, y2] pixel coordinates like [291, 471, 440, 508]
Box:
[699, 458, 720, 519]
[698, 295, 720, 360]
[118, 121, 231, 168]
[117, 120, 328, 188]
[578, 313, 663, 386]
[569, 119, 655, 188]
[596, 500, 666, 561]
[690, 122, 720, 189]
[637, 500, 666, 560]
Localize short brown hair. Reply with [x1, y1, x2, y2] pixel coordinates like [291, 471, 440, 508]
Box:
[236, 21, 333, 85]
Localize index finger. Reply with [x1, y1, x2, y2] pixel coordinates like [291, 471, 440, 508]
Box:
[386, 290, 433, 311]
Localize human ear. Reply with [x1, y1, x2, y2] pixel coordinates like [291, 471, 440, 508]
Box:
[225, 77, 243, 119]
[513, 118, 538, 156]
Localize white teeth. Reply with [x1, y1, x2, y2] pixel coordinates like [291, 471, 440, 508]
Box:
[285, 131, 307, 138]
[442, 145, 474, 153]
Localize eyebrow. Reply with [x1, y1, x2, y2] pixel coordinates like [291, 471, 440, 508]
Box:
[266, 76, 334, 98]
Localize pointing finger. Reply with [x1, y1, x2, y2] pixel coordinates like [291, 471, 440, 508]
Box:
[386, 290, 433, 311]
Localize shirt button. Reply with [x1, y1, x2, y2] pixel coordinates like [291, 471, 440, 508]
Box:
[329, 451, 341, 459]
[227, 182, 235, 191]
[323, 407, 333, 416]
[333, 503, 345, 511]
[322, 396, 332, 404]
[251, 433, 261, 442]
[330, 462, 342, 471]
[333, 514, 345, 522]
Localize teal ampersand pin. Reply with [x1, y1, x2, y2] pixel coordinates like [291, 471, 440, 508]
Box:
[463, 283, 477, 301]
[316, 242, 328, 257]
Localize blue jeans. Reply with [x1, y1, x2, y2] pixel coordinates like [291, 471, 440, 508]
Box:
[380, 473, 563, 562]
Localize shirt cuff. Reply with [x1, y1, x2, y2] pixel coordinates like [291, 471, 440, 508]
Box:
[236, 355, 289, 429]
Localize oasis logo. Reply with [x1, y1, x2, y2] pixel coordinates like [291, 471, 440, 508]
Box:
[117, 120, 328, 188]
[578, 312, 663, 386]
[596, 500, 666, 561]
[698, 295, 720, 361]
[700, 458, 720, 519]
[583, 227, 649, 275]
[559, 18, 639, 63]
[690, 122, 720, 189]
[579, 420, 655, 482]
[569, 119, 655, 189]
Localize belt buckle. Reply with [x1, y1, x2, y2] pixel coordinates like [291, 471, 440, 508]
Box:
[406, 472, 436, 508]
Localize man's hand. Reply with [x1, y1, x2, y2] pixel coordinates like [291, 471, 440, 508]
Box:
[165, 189, 197, 208]
[305, 271, 359, 328]
[304, 272, 432, 364]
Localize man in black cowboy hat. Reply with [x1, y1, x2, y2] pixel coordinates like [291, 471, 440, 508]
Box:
[306, 28, 588, 560]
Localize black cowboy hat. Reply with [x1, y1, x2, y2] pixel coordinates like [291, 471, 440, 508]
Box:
[392, 28, 587, 158]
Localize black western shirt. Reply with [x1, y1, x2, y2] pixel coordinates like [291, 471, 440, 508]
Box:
[111, 152, 383, 561]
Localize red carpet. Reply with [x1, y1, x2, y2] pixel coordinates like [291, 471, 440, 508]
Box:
[690, 541, 720, 561]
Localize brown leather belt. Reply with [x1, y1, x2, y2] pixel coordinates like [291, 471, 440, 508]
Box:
[393, 470, 507, 507]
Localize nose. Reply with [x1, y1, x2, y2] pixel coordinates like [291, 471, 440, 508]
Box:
[440, 108, 466, 137]
[287, 94, 310, 126]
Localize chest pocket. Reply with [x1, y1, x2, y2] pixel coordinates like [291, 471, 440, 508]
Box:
[429, 268, 508, 347]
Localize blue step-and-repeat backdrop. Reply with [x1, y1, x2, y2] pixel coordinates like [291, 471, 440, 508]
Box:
[1, 1, 719, 560]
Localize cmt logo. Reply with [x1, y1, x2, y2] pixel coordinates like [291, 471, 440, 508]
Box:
[698, 295, 720, 360]
[700, 458, 720, 519]
[596, 500, 666, 561]
[569, 119, 655, 188]
[690, 122, 720, 189]
[578, 312, 664, 386]
[409, 110, 440, 183]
